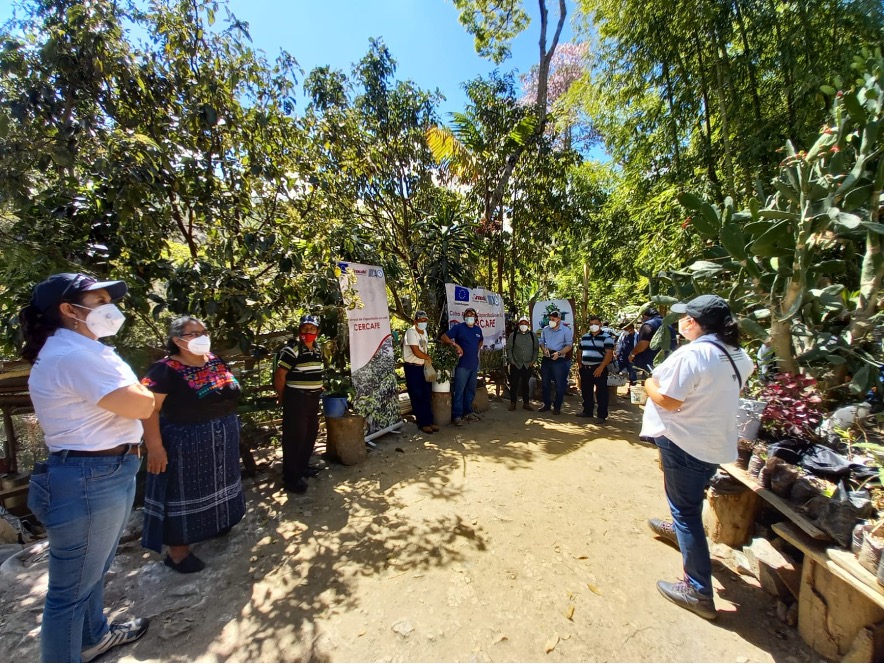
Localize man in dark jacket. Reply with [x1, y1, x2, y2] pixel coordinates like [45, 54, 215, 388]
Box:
[630, 307, 676, 374]
[506, 314, 538, 411]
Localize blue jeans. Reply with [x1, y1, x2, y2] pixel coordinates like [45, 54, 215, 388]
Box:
[655, 436, 719, 597]
[451, 365, 478, 420]
[541, 358, 570, 408]
[27, 451, 140, 662]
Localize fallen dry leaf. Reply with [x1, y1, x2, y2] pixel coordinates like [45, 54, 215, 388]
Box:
[574, 555, 589, 560]
[587, 583, 603, 596]
[563, 604, 575, 621]
[358, 628, 367, 637]
[492, 633, 508, 645]
[544, 632, 560, 653]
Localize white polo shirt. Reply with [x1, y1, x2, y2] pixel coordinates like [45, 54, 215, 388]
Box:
[402, 327, 427, 365]
[29, 328, 144, 451]
[640, 334, 756, 464]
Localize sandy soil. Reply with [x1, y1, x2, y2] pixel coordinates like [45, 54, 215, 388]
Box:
[0, 389, 822, 662]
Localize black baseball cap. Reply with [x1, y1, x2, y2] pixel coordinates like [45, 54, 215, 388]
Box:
[548, 310, 561, 318]
[414, 309, 428, 320]
[31, 273, 127, 314]
[671, 295, 731, 327]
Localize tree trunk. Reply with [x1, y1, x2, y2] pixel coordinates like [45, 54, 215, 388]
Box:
[714, 31, 737, 201]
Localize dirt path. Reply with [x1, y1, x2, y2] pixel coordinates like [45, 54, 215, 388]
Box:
[0, 391, 821, 662]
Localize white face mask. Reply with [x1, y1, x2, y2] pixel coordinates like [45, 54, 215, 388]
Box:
[589, 324, 600, 333]
[549, 320, 558, 328]
[72, 303, 125, 338]
[465, 316, 476, 325]
[416, 322, 428, 331]
[187, 335, 212, 354]
[519, 324, 529, 333]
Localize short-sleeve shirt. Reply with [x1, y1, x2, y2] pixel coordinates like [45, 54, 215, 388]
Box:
[640, 334, 756, 464]
[403, 327, 428, 365]
[540, 325, 573, 353]
[277, 341, 324, 392]
[141, 354, 241, 425]
[447, 322, 483, 371]
[28, 328, 144, 451]
[579, 331, 615, 366]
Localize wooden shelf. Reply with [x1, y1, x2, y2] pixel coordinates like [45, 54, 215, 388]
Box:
[721, 462, 830, 541]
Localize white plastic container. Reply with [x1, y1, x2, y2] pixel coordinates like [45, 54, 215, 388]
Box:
[629, 385, 648, 405]
[736, 399, 766, 441]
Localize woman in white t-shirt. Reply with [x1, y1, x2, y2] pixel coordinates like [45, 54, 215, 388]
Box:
[640, 295, 755, 621]
[402, 309, 437, 434]
[21, 273, 155, 662]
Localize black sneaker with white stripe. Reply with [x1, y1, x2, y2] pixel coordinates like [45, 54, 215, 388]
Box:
[81, 618, 149, 663]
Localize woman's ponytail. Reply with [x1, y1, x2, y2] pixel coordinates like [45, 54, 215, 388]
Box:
[20, 304, 63, 364]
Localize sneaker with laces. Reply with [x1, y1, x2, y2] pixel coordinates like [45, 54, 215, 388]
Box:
[656, 579, 717, 620]
[648, 518, 680, 548]
[465, 413, 481, 422]
[81, 618, 149, 663]
[452, 417, 464, 427]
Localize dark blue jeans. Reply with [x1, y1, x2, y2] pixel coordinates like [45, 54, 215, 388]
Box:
[579, 365, 609, 418]
[541, 357, 570, 408]
[655, 436, 719, 597]
[404, 363, 433, 427]
[27, 451, 140, 662]
[452, 365, 478, 420]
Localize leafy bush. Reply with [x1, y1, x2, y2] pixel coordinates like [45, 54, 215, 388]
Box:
[759, 374, 824, 440]
[429, 342, 459, 384]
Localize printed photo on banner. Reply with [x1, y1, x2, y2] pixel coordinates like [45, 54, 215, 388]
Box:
[337, 262, 400, 434]
[444, 283, 505, 349]
[530, 299, 576, 335]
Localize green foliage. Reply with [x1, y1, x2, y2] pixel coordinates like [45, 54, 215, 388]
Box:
[452, 0, 531, 65]
[429, 341, 459, 384]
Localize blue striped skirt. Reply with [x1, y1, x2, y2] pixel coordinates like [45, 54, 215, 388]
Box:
[142, 413, 245, 553]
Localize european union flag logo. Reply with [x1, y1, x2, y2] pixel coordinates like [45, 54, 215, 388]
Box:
[454, 286, 470, 302]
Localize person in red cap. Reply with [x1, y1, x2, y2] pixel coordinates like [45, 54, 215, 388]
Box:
[20, 273, 153, 662]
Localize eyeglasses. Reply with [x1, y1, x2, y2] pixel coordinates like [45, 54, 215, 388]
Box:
[179, 330, 209, 339]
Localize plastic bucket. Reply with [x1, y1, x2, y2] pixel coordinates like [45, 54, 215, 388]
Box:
[431, 380, 451, 393]
[629, 385, 647, 405]
[322, 396, 348, 419]
[737, 399, 766, 441]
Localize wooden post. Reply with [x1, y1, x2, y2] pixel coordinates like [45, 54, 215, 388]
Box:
[703, 487, 760, 548]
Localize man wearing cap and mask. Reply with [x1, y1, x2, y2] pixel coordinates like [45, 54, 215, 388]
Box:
[403, 310, 438, 434]
[629, 306, 677, 374]
[538, 310, 573, 415]
[441, 307, 484, 426]
[505, 315, 538, 411]
[275, 315, 325, 494]
[577, 314, 615, 423]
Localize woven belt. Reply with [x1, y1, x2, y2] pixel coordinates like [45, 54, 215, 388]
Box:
[50, 444, 141, 458]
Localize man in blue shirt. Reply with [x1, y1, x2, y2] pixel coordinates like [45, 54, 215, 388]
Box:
[441, 307, 484, 426]
[538, 310, 573, 415]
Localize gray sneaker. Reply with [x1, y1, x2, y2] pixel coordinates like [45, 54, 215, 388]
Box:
[81, 618, 150, 663]
[648, 518, 680, 548]
[656, 579, 717, 620]
[464, 413, 481, 422]
[452, 417, 464, 427]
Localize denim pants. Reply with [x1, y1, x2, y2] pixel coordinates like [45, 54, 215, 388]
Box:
[655, 436, 719, 597]
[451, 365, 478, 419]
[541, 357, 570, 408]
[579, 365, 609, 418]
[27, 451, 140, 662]
[404, 363, 433, 427]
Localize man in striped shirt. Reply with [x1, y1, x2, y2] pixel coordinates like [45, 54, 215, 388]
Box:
[578, 314, 615, 423]
[274, 315, 325, 493]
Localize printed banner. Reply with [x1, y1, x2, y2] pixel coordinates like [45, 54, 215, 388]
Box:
[337, 262, 400, 434]
[445, 283, 505, 349]
[530, 299, 577, 335]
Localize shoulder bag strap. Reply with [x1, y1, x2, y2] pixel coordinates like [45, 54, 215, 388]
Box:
[698, 339, 743, 389]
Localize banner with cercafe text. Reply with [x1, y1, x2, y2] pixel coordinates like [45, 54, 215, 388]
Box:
[337, 262, 400, 435]
[444, 283, 505, 349]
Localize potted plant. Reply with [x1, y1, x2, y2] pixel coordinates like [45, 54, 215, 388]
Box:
[322, 369, 355, 419]
[429, 342, 458, 392]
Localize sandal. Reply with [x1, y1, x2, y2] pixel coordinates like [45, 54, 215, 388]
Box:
[164, 553, 205, 574]
[420, 426, 435, 434]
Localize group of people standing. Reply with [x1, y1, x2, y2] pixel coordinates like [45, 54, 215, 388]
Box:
[21, 273, 245, 662]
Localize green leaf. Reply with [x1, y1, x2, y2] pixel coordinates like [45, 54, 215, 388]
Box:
[719, 224, 747, 261]
[738, 317, 768, 340]
[850, 364, 872, 395]
[758, 209, 799, 221]
[843, 183, 874, 210]
[820, 84, 837, 95]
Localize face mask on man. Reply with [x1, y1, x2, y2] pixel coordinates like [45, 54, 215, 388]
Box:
[519, 324, 529, 333]
[549, 320, 559, 328]
[417, 322, 428, 331]
[71, 303, 126, 338]
[300, 332, 318, 345]
[589, 324, 600, 333]
[465, 316, 476, 326]
[187, 335, 211, 354]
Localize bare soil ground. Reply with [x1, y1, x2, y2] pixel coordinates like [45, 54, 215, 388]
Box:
[0, 389, 822, 662]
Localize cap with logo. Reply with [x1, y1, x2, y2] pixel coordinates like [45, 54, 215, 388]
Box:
[299, 314, 320, 328]
[671, 294, 731, 327]
[548, 310, 561, 318]
[518, 315, 530, 323]
[31, 273, 127, 314]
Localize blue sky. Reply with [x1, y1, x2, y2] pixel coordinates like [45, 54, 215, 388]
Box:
[1, 0, 576, 120]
